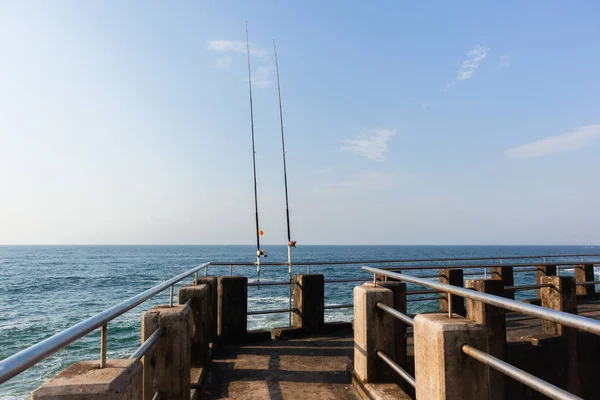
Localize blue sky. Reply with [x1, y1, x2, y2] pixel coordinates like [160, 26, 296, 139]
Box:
[1, 1, 599, 245]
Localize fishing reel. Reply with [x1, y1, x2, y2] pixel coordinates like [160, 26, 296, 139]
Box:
[288, 241, 296, 248]
[257, 249, 267, 258]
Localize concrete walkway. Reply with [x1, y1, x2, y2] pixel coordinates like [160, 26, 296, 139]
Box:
[204, 333, 360, 400]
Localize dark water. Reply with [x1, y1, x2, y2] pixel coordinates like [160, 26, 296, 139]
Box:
[1, 245, 599, 399]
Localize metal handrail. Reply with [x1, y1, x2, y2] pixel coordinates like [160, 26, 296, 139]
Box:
[407, 295, 441, 302]
[376, 302, 414, 326]
[376, 351, 416, 388]
[462, 344, 582, 400]
[248, 308, 292, 315]
[324, 303, 353, 309]
[129, 328, 164, 360]
[0, 262, 211, 384]
[505, 284, 553, 291]
[362, 267, 600, 336]
[208, 253, 600, 266]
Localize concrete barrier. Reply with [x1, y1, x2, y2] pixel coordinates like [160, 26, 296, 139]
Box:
[414, 313, 488, 400]
[178, 284, 208, 366]
[293, 274, 325, 332]
[466, 279, 506, 400]
[353, 285, 395, 383]
[490, 266, 515, 299]
[439, 269, 465, 316]
[193, 276, 217, 344]
[574, 264, 596, 299]
[141, 305, 192, 400]
[217, 276, 247, 345]
[536, 264, 557, 299]
[30, 359, 142, 400]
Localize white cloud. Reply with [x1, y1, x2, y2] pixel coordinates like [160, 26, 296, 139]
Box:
[207, 40, 266, 57]
[321, 170, 411, 193]
[207, 40, 272, 87]
[341, 129, 396, 161]
[215, 57, 232, 68]
[498, 55, 510, 69]
[506, 124, 600, 159]
[444, 45, 489, 90]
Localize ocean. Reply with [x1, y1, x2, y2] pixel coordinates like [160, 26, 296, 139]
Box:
[1, 245, 600, 399]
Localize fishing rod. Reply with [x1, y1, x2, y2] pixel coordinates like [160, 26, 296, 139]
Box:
[273, 40, 296, 266]
[274, 39, 296, 326]
[246, 23, 266, 286]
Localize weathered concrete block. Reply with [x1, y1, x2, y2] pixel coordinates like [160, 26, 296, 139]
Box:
[178, 284, 208, 367]
[217, 276, 247, 344]
[490, 266, 514, 299]
[536, 264, 557, 298]
[414, 313, 488, 400]
[439, 269, 465, 316]
[574, 264, 595, 299]
[141, 305, 192, 400]
[293, 274, 324, 332]
[540, 276, 577, 336]
[193, 277, 217, 344]
[466, 279, 506, 400]
[354, 285, 395, 383]
[30, 359, 142, 400]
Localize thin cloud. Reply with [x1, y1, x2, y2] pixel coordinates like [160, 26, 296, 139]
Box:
[341, 129, 396, 161]
[216, 57, 232, 68]
[444, 45, 490, 90]
[498, 55, 510, 69]
[506, 124, 600, 159]
[207, 40, 266, 57]
[321, 170, 411, 193]
[207, 39, 272, 87]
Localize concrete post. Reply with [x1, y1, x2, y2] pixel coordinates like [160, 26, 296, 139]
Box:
[413, 313, 488, 400]
[30, 359, 142, 400]
[141, 305, 193, 400]
[293, 274, 324, 333]
[217, 276, 248, 344]
[490, 266, 515, 299]
[540, 275, 581, 396]
[178, 284, 208, 367]
[574, 264, 595, 299]
[439, 269, 465, 316]
[193, 276, 217, 344]
[377, 281, 407, 372]
[536, 264, 557, 299]
[353, 285, 395, 383]
[466, 279, 506, 400]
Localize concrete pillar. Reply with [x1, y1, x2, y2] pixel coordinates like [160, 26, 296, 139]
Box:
[217, 276, 247, 344]
[377, 281, 407, 372]
[490, 266, 514, 299]
[193, 276, 217, 344]
[30, 359, 142, 400]
[179, 284, 208, 366]
[439, 269, 465, 316]
[142, 305, 192, 400]
[536, 264, 557, 298]
[413, 313, 488, 400]
[293, 274, 324, 333]
[353, 285, 395, 383]
[539, 276, 581, 396]
[574, 264, 596, 299]
[466, 279, 506, 400]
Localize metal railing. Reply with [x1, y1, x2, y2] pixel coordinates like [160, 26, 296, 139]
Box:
[0, 262, 211, 385]
[363, 265, 600, 400]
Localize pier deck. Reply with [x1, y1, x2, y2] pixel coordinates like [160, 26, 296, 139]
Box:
[204, 333, 359, 400]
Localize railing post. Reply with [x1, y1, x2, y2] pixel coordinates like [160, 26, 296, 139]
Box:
[217, 276, 248, 344]
[490, 266, 515, 299]
[293, 274, 324, 334]
[466, 279, 506, 400]
[439, 268, 465, 316]
[414, 313, 488, 400]
[540, 276, 582, 396]
[193, 276, 217, 344]
[30, 359, 143, 400]
[141, 304, 193, 400]
[178, 284, 208, 367]
[574, 264, 596, 299]
[353, 285, 395, 383]
[536, 264, 557, 299]
[373, 281, 408, 388]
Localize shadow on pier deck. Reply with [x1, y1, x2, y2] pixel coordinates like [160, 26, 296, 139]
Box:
[203, 332, 360, 400]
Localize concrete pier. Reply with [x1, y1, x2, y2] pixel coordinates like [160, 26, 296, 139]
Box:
[413, 313, 488, 400]
[141, 305, 192, 400]
[30, 359, 142, 400]
[217, 277, 247, 345]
